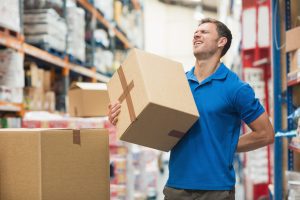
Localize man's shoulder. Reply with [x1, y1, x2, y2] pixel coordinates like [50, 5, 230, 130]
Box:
[225, 68, 245, 86]
[224, 68, 249, 96]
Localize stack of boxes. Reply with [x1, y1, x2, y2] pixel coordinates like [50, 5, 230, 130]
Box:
[286, 171, 300, 200]
[286, 26, 300, 71]
[66, 6, 86, 62]
[24, 9, 67, 52]
[243, 67, 270, 199]
[94, 0, 114, 21]
[24, 0, 64, 10]
[0, 0, 20, 32]
[286, 26, 300, 82]
[24, 62, 55, 112]
[105, 121, 128, 200]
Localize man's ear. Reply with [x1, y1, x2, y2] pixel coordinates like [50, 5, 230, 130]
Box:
[218, 37, 227, 48]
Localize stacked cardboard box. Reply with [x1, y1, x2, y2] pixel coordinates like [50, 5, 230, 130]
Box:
[0, 128, 110, 200]
[0, 0, 20, 32]
[286, 26, 300, 72]
[66, 6, 86, 62]
[24, 9, 67, 52]
[68, 82, 109, 117]
[24, 63, 55, 111]
[0, 49, 24, 103]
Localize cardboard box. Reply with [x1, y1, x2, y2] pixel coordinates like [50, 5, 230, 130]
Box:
[29, 63, 44, 89]
[43, 91, 56, 112]
[107, 48, 199, 152]
[0, 128, 110, 200]
[24, 87, 44, 110]
[286, 26, 300, 52]
[291, 49, 300, 72]
[68, 82, 109, 117]
[43, 70, 51, 91]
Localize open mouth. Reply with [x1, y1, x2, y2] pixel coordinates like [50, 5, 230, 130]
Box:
[193, 41, 203, 46]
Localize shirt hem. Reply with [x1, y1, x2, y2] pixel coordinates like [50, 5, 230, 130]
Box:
[166, 182, 235, 190]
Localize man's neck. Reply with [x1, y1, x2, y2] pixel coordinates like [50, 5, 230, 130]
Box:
[194, 56, 221, 83]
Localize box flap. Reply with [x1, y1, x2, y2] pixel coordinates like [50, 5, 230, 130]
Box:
[70, 82, 107, 91]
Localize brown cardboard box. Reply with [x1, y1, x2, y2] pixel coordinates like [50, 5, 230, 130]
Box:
[43, 91, 56, 112]
[43, 70, 51, 91]
[290, 49, 300, 72]
[286, 26, 300, 52]
[29, 63, 44, 89]
[107, 48, 199, 152]
[24, 87, 44, 110]
[0, 128, 110, 200]
[68, 82, 109, 117]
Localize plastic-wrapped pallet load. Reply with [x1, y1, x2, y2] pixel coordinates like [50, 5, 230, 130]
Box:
[0, 49, 24, 103]
[94, 48, 114, 74]
[94, 0, 113, 21]
[24, 9, 67, 52]
[24, 0, 63, 10]
[286, 171, 300, 200]
[66, 6, 86, 62]
[0, 0, 20, 32]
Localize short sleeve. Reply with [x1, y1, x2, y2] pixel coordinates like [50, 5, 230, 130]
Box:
[233, 84, 265, 124]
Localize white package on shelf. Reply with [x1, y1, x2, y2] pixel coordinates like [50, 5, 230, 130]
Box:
[244, 67, 264, 82]
[94, 0, 113, 21]
[66, 6, 86, 62]
[0, 0, 20, 32]
[0, 86, 23, 104]
[24, 9, 67, 52]
[94, 48, 113, 74]
[26, 34, 66, 52]
[0, 49, 24, 88]
[24, 0, 63, 9]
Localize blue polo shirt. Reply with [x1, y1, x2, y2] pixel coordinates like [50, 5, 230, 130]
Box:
[166, 63, 265, 190]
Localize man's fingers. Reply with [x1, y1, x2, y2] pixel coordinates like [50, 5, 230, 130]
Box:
[111, 104, 121, 114]
[111, 109, 121, 119]
[112, 117, 118, 125]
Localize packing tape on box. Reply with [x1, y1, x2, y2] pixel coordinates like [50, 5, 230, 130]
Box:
[117, 66, 136, 122]
[168, 130, 185, 139]
[73, 129, 81, 145]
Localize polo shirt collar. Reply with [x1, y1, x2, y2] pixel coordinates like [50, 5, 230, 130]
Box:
[186, 63, 229, 84]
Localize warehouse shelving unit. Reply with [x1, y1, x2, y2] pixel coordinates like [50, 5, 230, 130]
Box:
[241, 1, 273, 199]
[273, 0, 300, 199]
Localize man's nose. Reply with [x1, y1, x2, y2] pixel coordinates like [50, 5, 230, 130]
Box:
[194, 34, 201, 40]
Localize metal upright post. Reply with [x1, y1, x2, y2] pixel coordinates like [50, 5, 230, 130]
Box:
[284, 0, 294, 172]
[272, 0, 283, 199]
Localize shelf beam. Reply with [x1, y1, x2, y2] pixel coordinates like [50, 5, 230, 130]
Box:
[0, 31, 109, 82]
[0, 102, 23, 112]
[287, 70, 300, 86]
[77, 0, 133, 49]
[289, 145, 300, 154]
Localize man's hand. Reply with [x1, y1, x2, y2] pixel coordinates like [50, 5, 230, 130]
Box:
[108, 101, 121, 126]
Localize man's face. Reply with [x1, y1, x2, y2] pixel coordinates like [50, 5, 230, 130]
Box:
[193, 22, 220, 59]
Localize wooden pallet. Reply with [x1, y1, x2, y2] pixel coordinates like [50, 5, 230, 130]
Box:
[0, 26, 24, 42]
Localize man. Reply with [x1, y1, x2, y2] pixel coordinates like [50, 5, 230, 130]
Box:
[108, 18, 274, 200]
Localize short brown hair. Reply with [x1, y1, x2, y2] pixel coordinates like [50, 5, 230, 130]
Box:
[199, 18, 232, 57]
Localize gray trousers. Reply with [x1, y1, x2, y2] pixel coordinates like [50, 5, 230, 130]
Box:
[163, 186, 235, 200]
